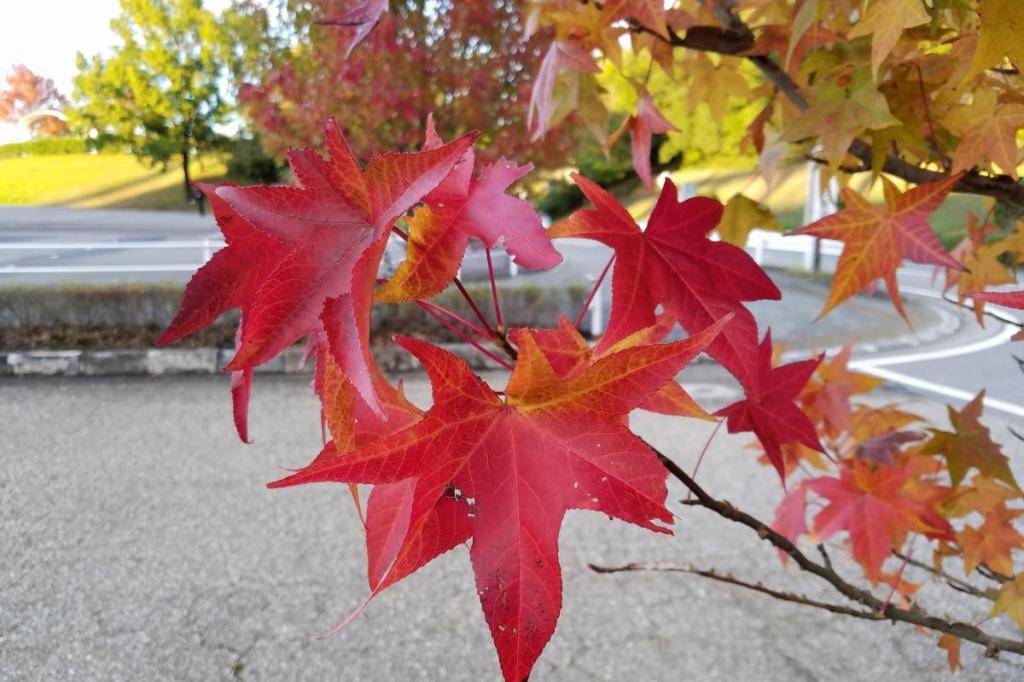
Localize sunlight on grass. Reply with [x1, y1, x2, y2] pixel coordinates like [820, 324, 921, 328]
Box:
[0, 153, 229, 211]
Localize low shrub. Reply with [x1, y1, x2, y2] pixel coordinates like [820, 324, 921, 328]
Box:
[0, 282, 589, 350]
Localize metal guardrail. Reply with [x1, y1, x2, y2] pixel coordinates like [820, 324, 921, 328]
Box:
[0, 238, 225, 275]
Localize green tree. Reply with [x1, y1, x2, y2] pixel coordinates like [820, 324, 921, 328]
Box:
[71, 0, 229, 207]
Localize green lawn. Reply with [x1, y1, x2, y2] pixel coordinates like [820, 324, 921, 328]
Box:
[0, 153, 231, 211]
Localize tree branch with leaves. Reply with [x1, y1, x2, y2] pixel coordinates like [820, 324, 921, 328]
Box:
[157, 1, 1024, 679]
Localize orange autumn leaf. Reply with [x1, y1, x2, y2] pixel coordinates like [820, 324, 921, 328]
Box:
[808, 460, 953, 582]
[800, 344, 883, 438]
[951, 103, 1024, 179]
[509, 314, 714, 421]
[794, 174, 963, 319]
[847, 403, 924, 442]
[943, 475, 1022, 518]
[847, 0, 931, 80]
[937, 634, 962, 672]
[957, 503, 1024, 576]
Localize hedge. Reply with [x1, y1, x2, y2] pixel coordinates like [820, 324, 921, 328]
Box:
[0, 283, 590, 351]
[0, 137, 95, 159]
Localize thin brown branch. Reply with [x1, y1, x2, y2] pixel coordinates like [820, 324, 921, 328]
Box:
[803, 153, 870, 174]
[894, 551, 997, 601]
[817, 544, 834, 572]
[652, 448, 1024, 657]
[978, 564, 1012, 585]
[589, 561, 880, 620]
[908, 61, 951, 171]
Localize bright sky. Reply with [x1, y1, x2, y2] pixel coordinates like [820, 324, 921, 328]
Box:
[2, 0, 234, 94]
[0, 0, 231, 142]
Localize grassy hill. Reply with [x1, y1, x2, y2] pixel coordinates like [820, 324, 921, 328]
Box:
[0, 150, 985, 248]
[0, 153, 231, 211]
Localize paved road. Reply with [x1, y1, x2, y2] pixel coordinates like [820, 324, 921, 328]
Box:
[3, 373, 1024, 681]
[0, 207, 217, 284]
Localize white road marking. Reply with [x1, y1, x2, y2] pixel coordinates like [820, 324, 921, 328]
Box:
[850, 365, 1024, 418]
[849, 322, 1019, 368]
[847, 281, 1024, 417]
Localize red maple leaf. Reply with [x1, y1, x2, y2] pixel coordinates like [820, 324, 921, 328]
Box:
[268, 320, 725, 682]
[376, 116, 562, 301]
[549, 174, 780, 389]
[808, 460, 953, 582]
[160, 119, 476, 412]
[715, 331, 824, 480]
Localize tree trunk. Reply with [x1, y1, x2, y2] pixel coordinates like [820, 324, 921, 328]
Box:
[182, 145, 204, 216]
[182, 147, 192, 202]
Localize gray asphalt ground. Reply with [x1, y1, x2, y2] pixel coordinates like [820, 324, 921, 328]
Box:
[4, 370, 1024, 681]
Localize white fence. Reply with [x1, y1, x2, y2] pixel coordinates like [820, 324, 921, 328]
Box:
[744, 228, 843, 270]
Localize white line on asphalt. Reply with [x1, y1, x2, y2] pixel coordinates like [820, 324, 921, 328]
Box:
[0, 264, 204, 273]
[848, 281, 1024, 417]
[852, 365, 1024, 418]
[849, 322, 1019, 368]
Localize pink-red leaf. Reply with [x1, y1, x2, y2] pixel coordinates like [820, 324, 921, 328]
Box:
[162, 119, 476, 412]
[317, 0, 389, 58]
[630, 95, 676, 190]
[377, 121, 561, 301]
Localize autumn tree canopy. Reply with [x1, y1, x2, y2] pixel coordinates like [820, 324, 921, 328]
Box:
[232, 0, 576, 167]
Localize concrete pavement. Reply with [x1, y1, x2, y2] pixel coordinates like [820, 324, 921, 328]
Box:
[3, 372, 1024, 681]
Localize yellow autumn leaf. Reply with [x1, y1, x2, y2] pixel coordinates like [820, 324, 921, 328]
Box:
[992, 573, 1024, 632]
[966, 0, 1024, 82]
[717, 194, 781, 247]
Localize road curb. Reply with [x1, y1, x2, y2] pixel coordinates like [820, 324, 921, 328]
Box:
[0, 342, 513, 378]
[0, 288, 969, 379]
[0, 301, 964, 379]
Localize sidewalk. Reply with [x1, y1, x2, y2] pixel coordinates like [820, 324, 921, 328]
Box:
[2, 372, 1021, 681]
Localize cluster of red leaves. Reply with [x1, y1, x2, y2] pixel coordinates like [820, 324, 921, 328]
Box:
[765, 348, 1024, 619]
[161, 118, 830, 680]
